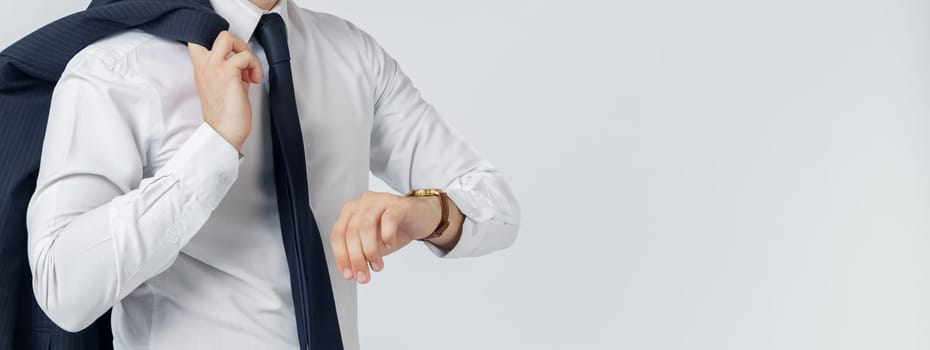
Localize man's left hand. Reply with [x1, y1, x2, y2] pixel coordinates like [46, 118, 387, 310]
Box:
[329, 191, 462, 284]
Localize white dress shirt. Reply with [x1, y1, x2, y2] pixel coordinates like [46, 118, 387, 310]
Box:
[24, 0, 520, 348]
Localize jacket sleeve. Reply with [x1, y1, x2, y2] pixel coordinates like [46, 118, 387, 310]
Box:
[358, 27, 521, 258]
[25, 52, 241, 332]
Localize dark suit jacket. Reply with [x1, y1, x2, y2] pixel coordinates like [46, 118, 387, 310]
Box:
[0, 1, 225, 348]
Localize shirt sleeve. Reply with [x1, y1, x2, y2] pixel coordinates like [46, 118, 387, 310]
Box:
[361, 30, 521, 258]
[25, 53, 242, 332]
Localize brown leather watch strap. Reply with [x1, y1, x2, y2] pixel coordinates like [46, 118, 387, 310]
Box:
[418, 192, 449, 241]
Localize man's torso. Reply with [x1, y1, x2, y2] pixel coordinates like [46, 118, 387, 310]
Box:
[59, 3, 376, 348]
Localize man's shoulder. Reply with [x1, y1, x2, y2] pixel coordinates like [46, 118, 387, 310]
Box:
[63, 29, 189, 86]
[293, 7, 364, 37]
[290, 6, 384, 56]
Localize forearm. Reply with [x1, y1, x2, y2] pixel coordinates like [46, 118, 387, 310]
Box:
[27, 123, 240, 331]
[28, 178, 189, 332]
[29, 175, 196, 331]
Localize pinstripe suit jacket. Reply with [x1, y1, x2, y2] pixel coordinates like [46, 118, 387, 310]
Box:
[0, 1, 226, 348]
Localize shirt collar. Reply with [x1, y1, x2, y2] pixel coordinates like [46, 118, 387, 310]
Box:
[210, 0, 290, 42]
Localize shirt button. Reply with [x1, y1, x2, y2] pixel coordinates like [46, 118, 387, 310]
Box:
[168, 235, 180, 244]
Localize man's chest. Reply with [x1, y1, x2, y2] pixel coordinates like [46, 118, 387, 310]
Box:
[146, 48, 377, 176]
[145, 50, 378, 285]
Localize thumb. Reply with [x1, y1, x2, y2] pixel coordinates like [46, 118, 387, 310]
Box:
[187, 42, 209, 65]
[380, 205, 404, 250]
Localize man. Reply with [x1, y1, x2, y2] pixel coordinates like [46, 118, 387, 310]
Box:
[24, 0, 520, 348]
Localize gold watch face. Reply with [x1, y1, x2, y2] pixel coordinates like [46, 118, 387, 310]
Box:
[407, 188, 444, 197]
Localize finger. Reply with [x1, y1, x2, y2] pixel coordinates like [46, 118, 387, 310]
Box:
[187, 43, 209, 67]
[249, 64, 262, 84]
[346, 212, 371, 283]
[227, 33, 251, 54]
[208, 31, 252, 65]
[207, 31, 235, 66]
[225, 51, 262, 84]
[359, 206, 386, 272]
[380, 204, 404, 252]
[330, 202, 355, 279]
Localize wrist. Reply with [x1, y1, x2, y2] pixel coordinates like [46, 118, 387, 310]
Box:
[425, 194, 463, 249]
[405, 195, 443, 240]
[205, 121, 247, 152]
[403, 189, 464, 251]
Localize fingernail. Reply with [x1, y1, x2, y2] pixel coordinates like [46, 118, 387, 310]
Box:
[342, 268, 353, 279]
[356, 271, 368, 283]
[371, 261, 382, 271]
[385, 244, 393, 251]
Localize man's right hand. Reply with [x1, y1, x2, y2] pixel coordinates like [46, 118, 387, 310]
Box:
[188, 31, 263, 152]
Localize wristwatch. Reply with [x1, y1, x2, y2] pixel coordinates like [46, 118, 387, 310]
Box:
[405, 188, 449, 241]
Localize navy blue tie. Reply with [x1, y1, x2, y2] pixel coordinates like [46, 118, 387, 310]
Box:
[253, 13, 345, 350]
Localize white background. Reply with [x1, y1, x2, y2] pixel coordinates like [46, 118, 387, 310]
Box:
[4, 1, 930, 349]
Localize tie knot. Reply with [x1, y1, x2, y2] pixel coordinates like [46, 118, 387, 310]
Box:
[254, 13, 290, 65]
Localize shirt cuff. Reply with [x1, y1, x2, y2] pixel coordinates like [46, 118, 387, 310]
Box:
[423, 187, 489, 258]
[156, 122, 242, 211]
